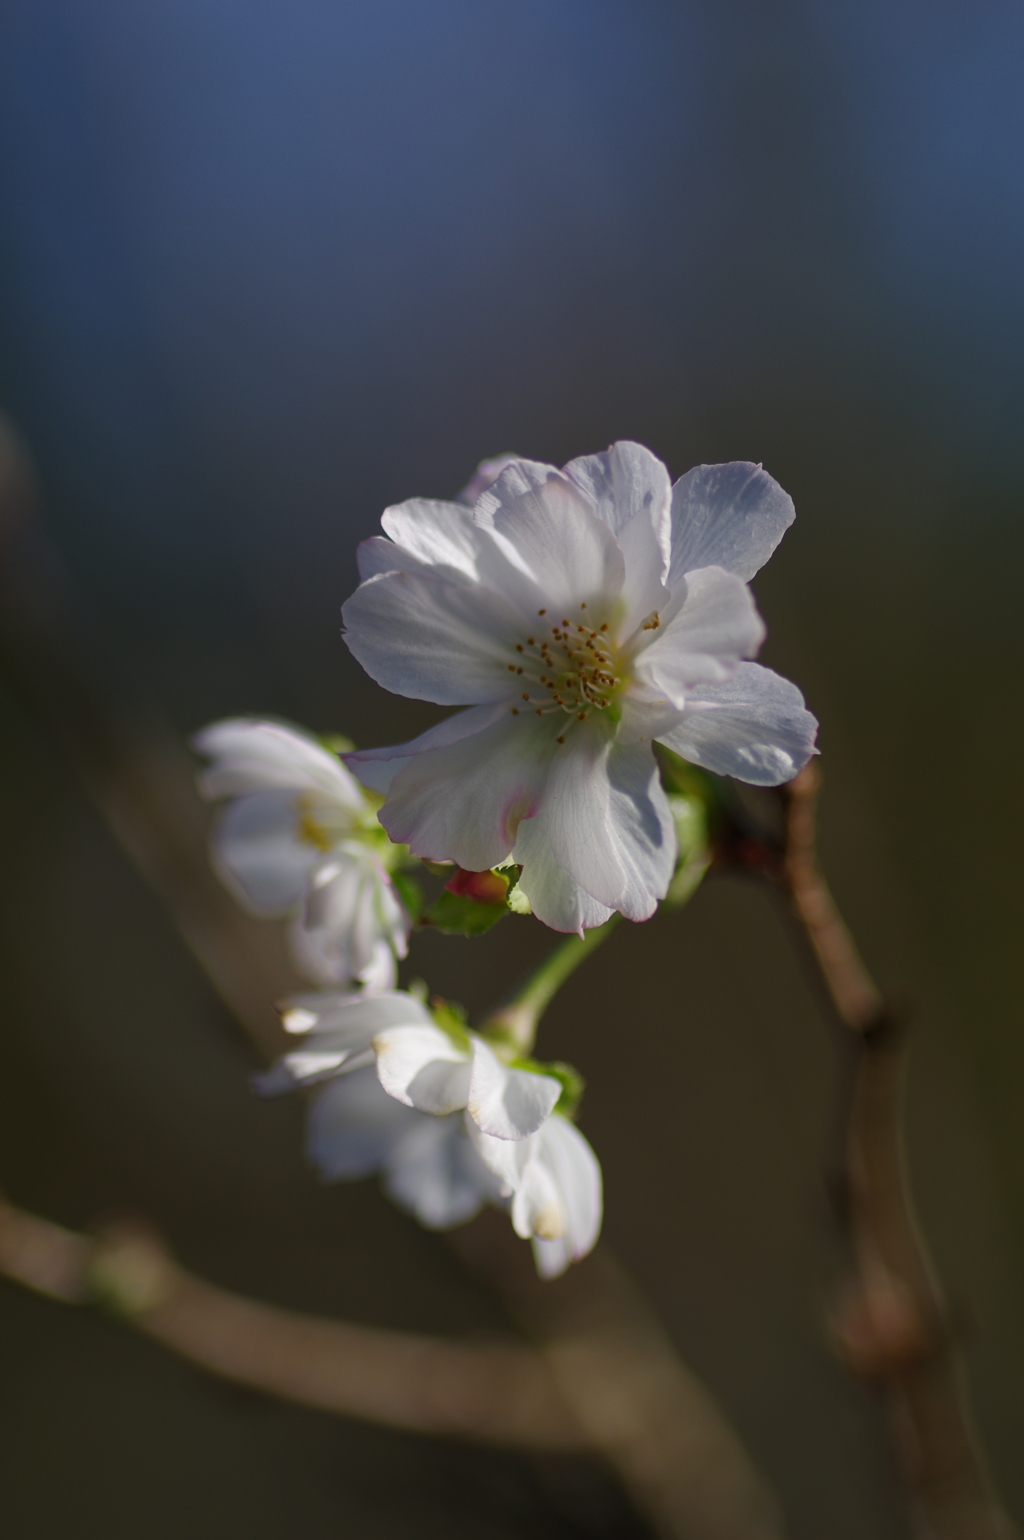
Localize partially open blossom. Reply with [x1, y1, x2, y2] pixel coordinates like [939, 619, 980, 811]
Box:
[257, 986, 600, 1273]
[194, 718, 410, 990]
[342, 443, 818, 933]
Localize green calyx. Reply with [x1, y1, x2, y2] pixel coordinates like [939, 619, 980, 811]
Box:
[511, 1056, 585, 1120]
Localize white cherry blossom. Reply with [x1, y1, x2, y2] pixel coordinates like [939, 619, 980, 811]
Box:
[257, 987, 599, 1271]
[195, 718, 410, 990]
[342, 443, 817, 933]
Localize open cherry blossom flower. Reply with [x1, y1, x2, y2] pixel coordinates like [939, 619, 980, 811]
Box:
[470, 1112, 603, 1278]
[342, 443, 818, 933]
[194, 718, 410, 989]
[307, 1067, 502, 1230]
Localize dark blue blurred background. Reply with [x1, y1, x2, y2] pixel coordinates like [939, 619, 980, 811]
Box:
[1, 5, 1022, 1537]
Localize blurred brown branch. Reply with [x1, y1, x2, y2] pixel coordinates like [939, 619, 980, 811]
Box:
[779, 764, 1016, 1540]
[0, 416, 784, 1540]
[0, 1194, 585, 1449]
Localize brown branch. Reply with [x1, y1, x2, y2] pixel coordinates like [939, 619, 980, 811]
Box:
[450, 1214, 784, 1540]
[0, 1194, 586, 1450]
[779, 765, 1016, 1540]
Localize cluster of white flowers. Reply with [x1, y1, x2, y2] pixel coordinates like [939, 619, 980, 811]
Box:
[258, 988, 601, 1277]
[196, 443, 816, 1277]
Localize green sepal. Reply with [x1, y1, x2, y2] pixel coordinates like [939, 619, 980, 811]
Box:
[429, 996, 472, 1053]
[391, 869, 424, 921]
[663, 791, 711, 908]
[318, 731, 356, 756]
[421, 889, 509, 936]
[511, 1056, 585, 1120]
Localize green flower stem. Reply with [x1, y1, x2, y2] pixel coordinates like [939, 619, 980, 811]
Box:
[481, 915, 621, 1056]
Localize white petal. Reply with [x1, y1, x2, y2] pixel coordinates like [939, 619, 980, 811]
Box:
[384, 1115, 497, 1229]
[466, 1117, 531, 1195]
[563, 442, 672, 635]
[466, 1036, 561, 1141]
[342, 568, 527, 705]
[669, 462, 795, 585]
[374, 1023, 472, 1115]
[306, 1067, 422, 1180]
[370, 707, 559, 871]
[511, 1156, 565, 1242]
[456, 454, 522, 507]
[211, 790, 319, 914]
[472, 457, 562, 519]
[513, 727, 675, 923]
[281, 988, 432, 1039]
[511, 835, 615, 934]
[344, 701, 511, 797]
[195, 719, 363, 807]
[291, 845, 409, 987]
[255, 1044, 375, 1094]
[531, 1236, 572, 1279]
[535, 1116, 602, 1263]
[656, 663, 818, 786]
[477, 470, 626, 616]
[633, 565, 765, 703]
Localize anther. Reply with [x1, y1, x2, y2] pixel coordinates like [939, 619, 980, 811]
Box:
[515, 644, 524, 652]
[517, 667, 523, 674]
[577, 712, 587, 720]
[600, 622, 608, 632]
[535, 709, 542, 716]
[521, 693, 530, 701]
[527, 636, 535, 644]
[508, 664, 516, 671]
[556, 734, 566, 744]
[580, 602, 587, 609]
[511, 708, 519, 715]
[538, 608, 546, 615]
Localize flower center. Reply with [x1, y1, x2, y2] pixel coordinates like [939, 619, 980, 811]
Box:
[506, 603, 634, 739]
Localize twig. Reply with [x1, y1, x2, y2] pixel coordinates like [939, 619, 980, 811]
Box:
[0, 1194, 586, 1450]
[450, 1214, 784, 1540]
[778, 764, 1016, 1540]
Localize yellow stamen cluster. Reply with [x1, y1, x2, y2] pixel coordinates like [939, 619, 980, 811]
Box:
[508, 603, 623, 740]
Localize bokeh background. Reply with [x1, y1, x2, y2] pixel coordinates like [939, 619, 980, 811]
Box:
[1, 3, 1022, 1536]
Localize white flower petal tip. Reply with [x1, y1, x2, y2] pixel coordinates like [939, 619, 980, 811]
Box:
[342, 446, 809, 929]
[195, 716, 411, 987]
[466, 1037, 561, 1141]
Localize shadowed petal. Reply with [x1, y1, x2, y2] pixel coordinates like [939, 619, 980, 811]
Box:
[374, 1023, 472, 1115]
[656, 663, 818, 785]
[634, 565, 765, 703]
[467, 1036, 561, 1141]
[372, 708, 559, 871]
[513, 727, 674, 924]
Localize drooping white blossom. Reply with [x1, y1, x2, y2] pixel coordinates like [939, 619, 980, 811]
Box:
[342, 444, 818, 933]
[258, 986, 601, 1273]
[194, 718, 410, 990]
[307, 1067, 502, 1230]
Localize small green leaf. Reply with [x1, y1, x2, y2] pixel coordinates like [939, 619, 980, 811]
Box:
[421, 889, 509, 937]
